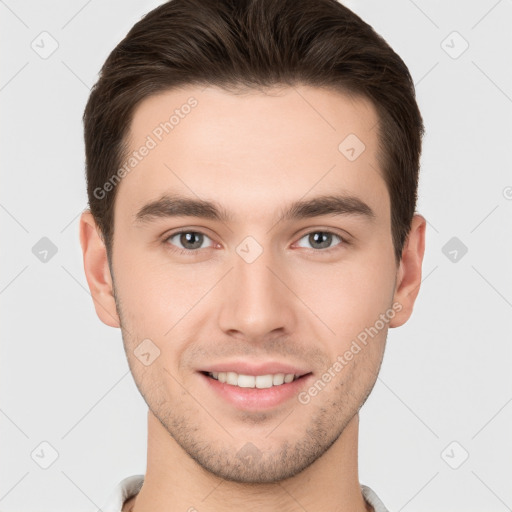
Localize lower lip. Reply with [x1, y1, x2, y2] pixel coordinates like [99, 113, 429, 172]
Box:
[199, 372, 314, 411]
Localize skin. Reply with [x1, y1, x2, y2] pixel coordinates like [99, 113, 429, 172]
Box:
[80, 84, 425, 512]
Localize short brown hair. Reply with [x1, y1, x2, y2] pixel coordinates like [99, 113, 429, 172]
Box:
[83, 0, 424, 264]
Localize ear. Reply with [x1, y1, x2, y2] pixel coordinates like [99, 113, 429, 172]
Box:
[79, 210, 120, 328]
[389, 214, 426, 328]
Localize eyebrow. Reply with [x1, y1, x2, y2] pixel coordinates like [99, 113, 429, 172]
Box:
[133, 193, 375, 225]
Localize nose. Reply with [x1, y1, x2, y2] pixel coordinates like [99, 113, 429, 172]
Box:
[216, 244, 298, 342]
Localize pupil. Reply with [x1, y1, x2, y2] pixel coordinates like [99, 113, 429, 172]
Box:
[181, 232, 203, 249]
[310, 232, 331, 249]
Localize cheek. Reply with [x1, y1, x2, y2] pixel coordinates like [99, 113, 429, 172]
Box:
[115, 268, 168, 331]
[113, 247, 218, 338]
[114, 240, 188, 306]
[291, 253, 396, 342]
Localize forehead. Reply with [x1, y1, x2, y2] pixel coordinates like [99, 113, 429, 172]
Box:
[116, 84, 387, 225]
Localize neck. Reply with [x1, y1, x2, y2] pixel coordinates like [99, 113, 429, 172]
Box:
[126, 411, 371, 512]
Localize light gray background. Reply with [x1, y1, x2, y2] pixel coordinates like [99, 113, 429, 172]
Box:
[1, 1, 511, 511]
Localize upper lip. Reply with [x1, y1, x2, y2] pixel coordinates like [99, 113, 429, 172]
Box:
[200, 361, 312, 377]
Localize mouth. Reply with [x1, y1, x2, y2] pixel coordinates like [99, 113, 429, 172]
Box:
[197, 360, 314, 410]
[200, 370, 312, 389]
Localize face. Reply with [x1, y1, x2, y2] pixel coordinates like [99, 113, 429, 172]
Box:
[90, 85, 411, 483]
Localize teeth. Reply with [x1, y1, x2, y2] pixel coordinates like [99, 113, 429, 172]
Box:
[272, 373, 285, 386]
[284, 373, 294, 383]
[208, 371, 300, 388]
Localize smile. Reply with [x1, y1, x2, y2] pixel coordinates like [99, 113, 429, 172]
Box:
[205, 371, 301, 388]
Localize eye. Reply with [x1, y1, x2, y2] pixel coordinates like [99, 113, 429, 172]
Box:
[295, 231, 345, 250]
[165, 231, 214, 252]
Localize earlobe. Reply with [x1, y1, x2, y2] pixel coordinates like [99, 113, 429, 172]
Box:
[389, 214, 426, 328]
[79, 210, 120, 328]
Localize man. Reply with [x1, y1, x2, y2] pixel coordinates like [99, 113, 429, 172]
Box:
[79, 0, 425, 511]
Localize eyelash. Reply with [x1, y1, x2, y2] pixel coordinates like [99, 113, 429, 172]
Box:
[162, 229, 349, 256]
